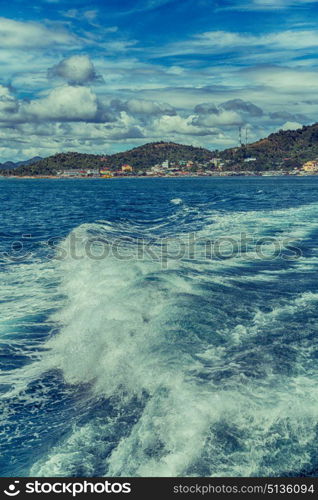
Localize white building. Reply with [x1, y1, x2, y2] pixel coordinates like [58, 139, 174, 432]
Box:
[161, 160, 169, 169]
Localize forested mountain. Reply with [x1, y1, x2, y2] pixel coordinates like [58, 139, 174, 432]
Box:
[9, 152, 102, 176]
[106, 141, 213, 170]
[3, 123, 318, 175]
[220, 123, 318, 170]
[7, 142, 213, 175]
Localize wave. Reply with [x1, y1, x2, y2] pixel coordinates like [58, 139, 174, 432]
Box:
[2, 199, 318, 476]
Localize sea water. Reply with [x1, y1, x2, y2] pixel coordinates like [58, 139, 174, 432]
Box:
[1, 176, 318, 477]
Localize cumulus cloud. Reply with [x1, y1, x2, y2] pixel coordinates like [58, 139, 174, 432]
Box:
[220, 99, 264, 117]
[110, 98, 176, 116]
[269, 111, 308, 122]
[109, 126, 145, 140]
[153, 114, 219, 136]
[0, 17, 76, 48]
[0, 86, 19, 114]
[280, 121, 303, 131]
[0, 21, 314, 160]
[0, 84, 117, 125]
[192, 101, 249, 127]
[192, 109, 243, 127]
[126, 98, 176, 115]
[194, 103, 219, 115]
[24, 85, 100, 122]
[49, 55, 101, 85]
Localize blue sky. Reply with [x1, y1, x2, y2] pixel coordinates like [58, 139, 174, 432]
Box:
[0, 0, 318, 160]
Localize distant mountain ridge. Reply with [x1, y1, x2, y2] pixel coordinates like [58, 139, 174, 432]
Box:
[0, 156, 43, 170]
[3, 122, 318, 175]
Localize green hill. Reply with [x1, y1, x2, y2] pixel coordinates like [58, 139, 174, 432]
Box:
[4, 123, 318, 176]
[106, 141, 212, 170]
[220, 123, 318, 170]
[11, 152, 103, 176]
[8, 142, 213, 176]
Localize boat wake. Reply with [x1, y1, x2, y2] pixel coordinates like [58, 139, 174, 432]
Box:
[2, 194, 318, 477]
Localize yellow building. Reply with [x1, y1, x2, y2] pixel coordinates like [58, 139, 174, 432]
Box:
[303, 161, 318, 172]
[121, 164, 133, 172]
[100, 169, 112, 178]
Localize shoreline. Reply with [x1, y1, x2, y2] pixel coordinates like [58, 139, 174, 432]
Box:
[0, 172, 317, 180]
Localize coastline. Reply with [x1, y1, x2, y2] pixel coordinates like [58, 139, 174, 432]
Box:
[1, 172, 317, 179]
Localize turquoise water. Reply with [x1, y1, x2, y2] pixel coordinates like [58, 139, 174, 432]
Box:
[1, 176, 318, 477]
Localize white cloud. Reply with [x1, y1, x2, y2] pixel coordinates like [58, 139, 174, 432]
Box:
[120, 0, 175, 15]
[159, 29, 318, 57]
[280, 121, 303, 131]
[0, 86, 19, 114]
[239, 0, 317, 10]
[126, 98, 175, 115]
[61, 9, 79, 18]
[24, 85, 99, 121]
[0, 13, 315, 161]
[192, 110, 243, 127]
[243, 66, 318, 92]
[111, 98, 176, 116]
[221, 99, 264, 116]
[152, 114, 218, 136]
[0, 18, 76, 49]
[84, 10, 99, 21]
[49, 55, 100, 85]
[60, 9, 100, 22]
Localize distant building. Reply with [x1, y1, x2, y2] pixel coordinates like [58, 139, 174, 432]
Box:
[100, 168, 112, 178]
[60, 169, 82, 177]
[244, 157, 257, 163]
[121, 164, 133, 172]
[210, 158, 221, 167]
[151, 166, 161, 173]
[60, 168, 99, 177]
[85, 169, 100, 176]
[161, 160, 169, 169]
[303, 160, 318, 172]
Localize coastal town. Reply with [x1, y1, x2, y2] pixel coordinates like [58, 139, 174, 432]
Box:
[3, 125, 318, 178]
[54, 158, 318, 179]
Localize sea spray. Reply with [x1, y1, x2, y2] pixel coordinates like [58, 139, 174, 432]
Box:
[2, 178, 318, 477]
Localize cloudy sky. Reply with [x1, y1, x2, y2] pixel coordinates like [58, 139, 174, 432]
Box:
[0, 0, 318, 160]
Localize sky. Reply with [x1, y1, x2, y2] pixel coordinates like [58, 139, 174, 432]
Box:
[0, 0, 318, 160]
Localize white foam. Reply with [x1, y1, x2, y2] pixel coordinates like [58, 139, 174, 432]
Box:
[5, 200, 318, 476]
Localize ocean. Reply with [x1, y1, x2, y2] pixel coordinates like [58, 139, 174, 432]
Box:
[1, 176, 318, 477]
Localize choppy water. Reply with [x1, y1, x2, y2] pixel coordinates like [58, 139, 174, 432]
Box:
[1, 176, 318, 477]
